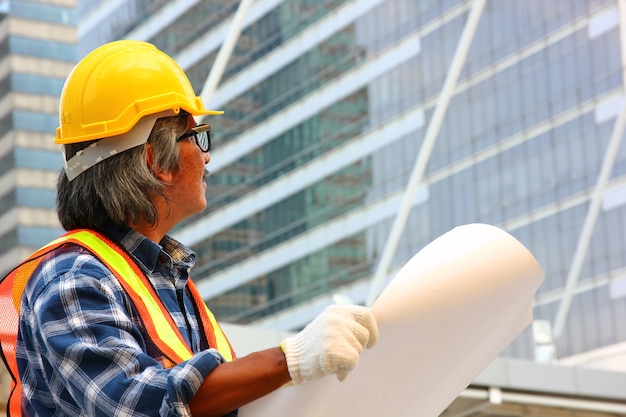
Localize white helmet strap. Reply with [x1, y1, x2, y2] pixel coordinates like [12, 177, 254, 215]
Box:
[63, 110, 176, 181]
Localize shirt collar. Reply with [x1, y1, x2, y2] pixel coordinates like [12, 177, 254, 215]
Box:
[94, 220, 196, 273]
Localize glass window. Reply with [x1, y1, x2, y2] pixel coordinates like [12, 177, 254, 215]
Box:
[16, 187, 56, 209]
[12, 73, 65, 96]
[18, 225, 63, 247]
[10, 36, 76, 61]
[14, 109, 58, 134]
[14, 148, 62, 171]
[0, 228, 18, 255]
[11, 0, 75, 25]
[0, 145, 14, 177]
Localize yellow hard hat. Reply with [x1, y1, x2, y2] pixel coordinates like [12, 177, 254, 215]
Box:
[55, 40, 222, 144]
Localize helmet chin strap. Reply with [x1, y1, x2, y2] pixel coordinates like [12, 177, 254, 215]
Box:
[63, 110, 176, 181]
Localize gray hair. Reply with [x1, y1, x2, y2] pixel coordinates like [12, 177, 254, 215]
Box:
[56, 113, 189, 231]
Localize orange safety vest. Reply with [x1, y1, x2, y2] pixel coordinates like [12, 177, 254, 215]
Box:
[0, 229, 235, 417]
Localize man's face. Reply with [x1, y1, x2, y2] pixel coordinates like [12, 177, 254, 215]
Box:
[168, 115, 211, 221]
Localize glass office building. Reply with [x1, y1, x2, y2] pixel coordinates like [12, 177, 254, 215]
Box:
[2, 1, 626, 415]
[109, 0, 626, 364]
[0, 1, 77, 411]
[0, 0, 76, 277]
[11, 0, 626, 361]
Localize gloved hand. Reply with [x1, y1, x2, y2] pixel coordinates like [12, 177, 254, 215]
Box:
[281, 304, 378, 384]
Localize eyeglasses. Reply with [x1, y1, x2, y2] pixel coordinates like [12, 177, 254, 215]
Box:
[176, 123, 211, 152]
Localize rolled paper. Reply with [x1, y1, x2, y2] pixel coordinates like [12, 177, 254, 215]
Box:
[240, 223, 544, 417]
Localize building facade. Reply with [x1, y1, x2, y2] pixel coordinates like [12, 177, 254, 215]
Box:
[110, 0, 625, 365]
[0, 0, 76, 276]
[0, 0, 78, 414]
[1, 0, 626, 415]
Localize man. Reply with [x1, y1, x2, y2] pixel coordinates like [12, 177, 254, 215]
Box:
[8, 40, 377, 416]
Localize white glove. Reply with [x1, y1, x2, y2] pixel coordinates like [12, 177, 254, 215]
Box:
[281, 304, 378, 384]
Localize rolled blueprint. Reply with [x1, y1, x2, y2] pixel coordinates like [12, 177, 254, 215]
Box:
[240, 223, 544, 417]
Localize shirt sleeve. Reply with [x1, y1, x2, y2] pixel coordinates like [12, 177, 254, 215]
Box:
[18, 249, 223, 417]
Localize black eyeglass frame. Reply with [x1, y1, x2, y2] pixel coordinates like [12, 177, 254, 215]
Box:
[176, 124, 211, 152]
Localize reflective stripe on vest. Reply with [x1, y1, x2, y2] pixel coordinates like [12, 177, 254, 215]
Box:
[0, 229, 235, 417]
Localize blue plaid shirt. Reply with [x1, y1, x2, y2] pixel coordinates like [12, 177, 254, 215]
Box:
[16, 224, 234, 417]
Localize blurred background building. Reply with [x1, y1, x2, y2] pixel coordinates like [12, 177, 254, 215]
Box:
[1, 0, 626, 415]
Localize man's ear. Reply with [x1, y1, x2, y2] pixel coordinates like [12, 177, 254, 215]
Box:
[146, 143, 173, 183]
